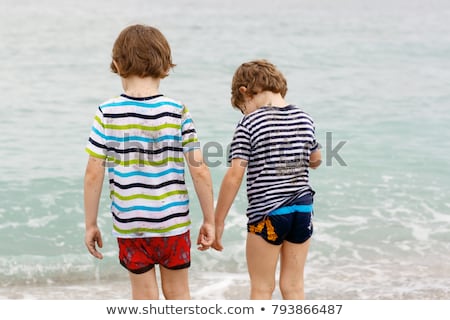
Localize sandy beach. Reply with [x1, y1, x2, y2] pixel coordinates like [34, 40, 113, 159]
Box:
[2, 269, 449, 300]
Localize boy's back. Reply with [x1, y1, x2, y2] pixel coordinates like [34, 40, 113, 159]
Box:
[212, 59, 321, 299]
[83, 24, 214, 300]
[230, 104, 319, 224]
[86, 93, 199, 238]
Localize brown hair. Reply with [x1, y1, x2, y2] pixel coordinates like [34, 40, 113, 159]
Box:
[230, 59, 287, 110]
[110, 24, 175, 78]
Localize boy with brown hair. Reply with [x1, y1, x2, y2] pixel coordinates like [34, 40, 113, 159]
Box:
[213, 59, 321, 299]
[84, 24, 214, 300]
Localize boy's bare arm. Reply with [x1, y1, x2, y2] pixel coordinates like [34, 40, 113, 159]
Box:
[84, 156, 105, 259]
[212, 158, 247, 251]
[185, 149, 215, 250]
[309, 149, 322, 169]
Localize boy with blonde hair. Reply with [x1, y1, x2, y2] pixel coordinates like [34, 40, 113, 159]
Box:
[84, 24, 214, 300]
[213, 59, 321, 299]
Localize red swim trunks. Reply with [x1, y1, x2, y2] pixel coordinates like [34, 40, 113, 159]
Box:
[118, 231, 191, 274]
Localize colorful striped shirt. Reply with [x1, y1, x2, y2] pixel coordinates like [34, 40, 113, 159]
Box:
[228, 105, 320, 224]
[85, 94, 200, 238]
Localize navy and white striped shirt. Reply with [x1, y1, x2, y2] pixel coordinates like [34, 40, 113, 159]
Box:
[229, 105, 319, 224]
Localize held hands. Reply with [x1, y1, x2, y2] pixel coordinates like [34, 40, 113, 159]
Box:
[211, 222, 224, 251]
[85, 226, 103, 259]
[198, 221, 225, 251]
[197, 222, 215, 251]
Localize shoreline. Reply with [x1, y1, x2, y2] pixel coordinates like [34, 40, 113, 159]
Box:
[2, 276, 449, 300]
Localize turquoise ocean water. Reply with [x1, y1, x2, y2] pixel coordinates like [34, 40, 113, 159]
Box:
[1, 0, 449, 299]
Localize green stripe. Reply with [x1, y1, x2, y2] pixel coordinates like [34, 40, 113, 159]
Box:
[182, 138, 199, 146]
[94, 115, 105, 128]
[103, 123, 180, 131]
[106, 157, 184, 166]
[113, 220, 191, 235]
[86, 148, 106, 159]
[112, 190, 188, 201]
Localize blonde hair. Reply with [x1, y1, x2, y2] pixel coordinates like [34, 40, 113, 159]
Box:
[231, 59, 287, 109]
[110, 24, 175, 78]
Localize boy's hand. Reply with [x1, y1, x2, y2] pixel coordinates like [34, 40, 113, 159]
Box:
[85, 226, 103, 259]
[197, 222, 214, 251]
[212, 222, 224, 251]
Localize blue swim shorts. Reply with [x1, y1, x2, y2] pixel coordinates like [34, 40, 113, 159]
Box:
[247, 194, 314, 245]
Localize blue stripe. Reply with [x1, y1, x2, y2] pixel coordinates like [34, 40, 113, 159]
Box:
[269, 204, 313, 216]
[112, 200, 189, 212]
[108, 168, 185, 178]
[92, 127, 181, 143]
[183, 146, 201, 152]
[100, 101, 183, 109]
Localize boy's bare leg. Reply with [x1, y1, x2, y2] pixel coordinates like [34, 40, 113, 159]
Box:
[246, 232, 281, 299]
[128, 268, 159, 300]
[160, 267, 191, 299]
[279, 239, 311, 299]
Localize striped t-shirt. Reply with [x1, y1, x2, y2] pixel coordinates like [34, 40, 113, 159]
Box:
[85, 94, 200, 238]
[229, 105, 320, 224]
